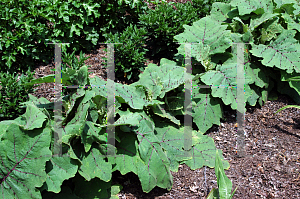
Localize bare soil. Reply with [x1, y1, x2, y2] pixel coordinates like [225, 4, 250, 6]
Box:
[15, 0, 300, 198]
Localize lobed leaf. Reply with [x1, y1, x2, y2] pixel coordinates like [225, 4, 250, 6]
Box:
[174, 16, 232, 70]
[0, 121, 52, 199]
[19, 104, 48, 130]
[192, 85, 223, 133]
[78, 146, 112, 182]
[200, 62, 251, 111]
[230, 0, 274, 15]
[43, 155, 78, 193]
[250, 29, 300, 74]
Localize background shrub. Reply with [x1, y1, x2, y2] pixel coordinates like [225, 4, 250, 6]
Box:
[138, 0, 230, 61]
[0, 0, 101, 73]
[103, 24, 148, 81]
[0, 69, 36, 121]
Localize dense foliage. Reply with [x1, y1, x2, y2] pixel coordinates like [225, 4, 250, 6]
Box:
[0, 69, 35, 121]
[0, 0, 101, 73]
[61, 49, 92, 96]
[0, 60, 230, 198]
[0, 0, 230, 77]
[138, 0, 232, 60]
[174, 0, 300, 113]
[1, 0, 300, 198]
[103, 24, 148, 81]
[138, 1, 199, 60]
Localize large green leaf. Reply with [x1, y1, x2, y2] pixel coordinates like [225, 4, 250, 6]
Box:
[78, 146, 112, 182]
[250, 29, 300, 74]
[135, 113, 173, 192]
[154, 117, 229, 171]
[174, 16, 232, 71]
[19, 104, 48, 130]
[19, 94, 67, 110]
[230, 0, 274, 15]
[209, 2, 234, 23]
[192, 84, 223, 133]
[110, 111, 174, 193]
[107, 132, 147, 176]
[133, 58, 191, 99]
[200, 62, 251, 111]
[0, 122, 52, 198]
[43, 155, 78, 193]
[90, 77, 149, 110]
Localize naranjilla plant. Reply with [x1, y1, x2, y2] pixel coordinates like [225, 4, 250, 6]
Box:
[2, 59, 230, 198]
[2, 0, 300, 197]
[172, 0, 300, 135]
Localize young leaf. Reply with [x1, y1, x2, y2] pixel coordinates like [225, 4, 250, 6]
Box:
[215, 150, 232, 199]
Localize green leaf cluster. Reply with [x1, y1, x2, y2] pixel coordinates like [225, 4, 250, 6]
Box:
[0, 69, 36, 121]
[60, 49, 91, 96]
[103, 24, 148, 81]
[0, 0, 100, 73]
[173, 0, 300, 132]
[0, 58, 230, 198]
[138, 0, 218, 60]
[101, 0, 225, 81]
[3, 0, 300, 197]
[61, 49, 91, 72]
